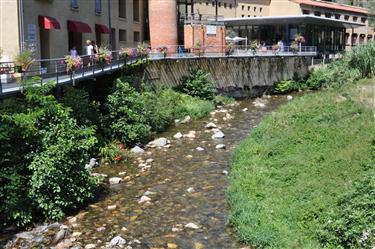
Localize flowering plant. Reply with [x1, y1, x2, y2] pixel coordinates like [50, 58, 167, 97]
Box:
[95, 47, 112, 64]
[137, 42, 150, 58]
[294, 34, 306, 44]
[225, 42, 234, 55]
[157, 46, 168, 58]
[290, 41, 299, 53]
[64, 55, 82, 73]
[120, 47, 138, 58]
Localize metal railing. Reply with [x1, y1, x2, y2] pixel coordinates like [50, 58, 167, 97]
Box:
[0, 45, 317, 96]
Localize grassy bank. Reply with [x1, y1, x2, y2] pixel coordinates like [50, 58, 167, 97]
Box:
[228, 80, 375, 248]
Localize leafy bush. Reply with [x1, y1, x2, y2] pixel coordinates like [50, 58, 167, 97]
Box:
[177, 94, 215, 118]
[318, 171, 375, 249]
[59, 86, 101, 127]
[98, 141, 130, 164]
[106, 79, 151, 144]
[274, 80, 305, 93]
[0, 78, 98, 227]
[179, 69, 215, 100]
[306, 59, 360, 89]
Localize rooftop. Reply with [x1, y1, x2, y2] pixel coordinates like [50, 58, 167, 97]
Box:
[224, 15, 365, 28]
[291, 0, 369, 14]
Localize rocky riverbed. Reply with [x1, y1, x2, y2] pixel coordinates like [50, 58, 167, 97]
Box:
[3, 95, 291, 249]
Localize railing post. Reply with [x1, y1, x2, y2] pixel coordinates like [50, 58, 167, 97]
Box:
[55, 60, 59, 84]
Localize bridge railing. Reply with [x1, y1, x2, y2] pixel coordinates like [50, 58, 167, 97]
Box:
[0, 45, 317, 95]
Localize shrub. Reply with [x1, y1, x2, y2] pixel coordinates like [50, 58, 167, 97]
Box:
[274, 80, 303, 93]
[98, 141, 130, 164]
[318, 171, 375, 249]
[106, 79, 151, 144]
[59, 86, 101, 127]
[0, 78, 98, 226]
[179, 69, 215, 100]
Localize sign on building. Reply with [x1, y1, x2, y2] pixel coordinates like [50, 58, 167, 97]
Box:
[207, 25, 217, 36]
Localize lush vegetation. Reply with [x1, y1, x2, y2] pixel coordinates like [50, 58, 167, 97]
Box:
[0, 63, 221, 228]
[0, 80, 98, 227]
[229, 42, 375, 248]
[179, 69, 215, 100]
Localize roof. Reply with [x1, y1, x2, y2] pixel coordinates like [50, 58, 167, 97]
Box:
[290, 0, 369, 15]
[224, 15, 365, 28]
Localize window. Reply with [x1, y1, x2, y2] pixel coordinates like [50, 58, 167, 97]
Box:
[314, 11, 321, 16]
[218, 2, 221, 7]
[361, 17, 367, 23]
[133, 0, 140, 22]
[95, 0, 102, 13]
[254, 7, 256, 11]
[241, 14, 244, 17]
[206, 2, 209, 5]
[260, 7, 262, 12]
[344, 15, 350, 21]
[229, 3, 232, 8]
[302, 9, 310, 15]
[248, 6, 250, 11]
[71, 0, 78, 9]
[325, 12, 331, 18]
[335, 14, 340, 19]
[212, 2, 215, 6]
[242, 5, 244, 10]
[134, 31, 140, 42]
[224, 3, 227, 8]
[353, 16, 358, 22]
[248, 15, 250, 17]
[119, 29, 127, 42]
[119, 0, 126, 18]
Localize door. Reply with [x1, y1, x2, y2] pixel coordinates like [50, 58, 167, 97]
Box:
[111, 28, 116, 50]
[39, 29, 50, 70]
[68, 32, 83, 55]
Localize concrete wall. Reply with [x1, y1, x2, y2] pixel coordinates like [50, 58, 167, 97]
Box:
[144, 56, 310, 97]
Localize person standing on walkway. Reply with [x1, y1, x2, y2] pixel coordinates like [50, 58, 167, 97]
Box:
[86, 40, 94, 65]
[70, 46, 78, 57]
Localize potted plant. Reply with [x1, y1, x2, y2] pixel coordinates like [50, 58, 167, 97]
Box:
[290, 41, 299, 54]
[225, 42, 234, 56]
[250, 40, 258, 55]
[194, 41, 203, 57]
[272, 44, 280, 55]
[95, 47, 112, 65]
[120, 47, 135, 59]
[157, 46, 168, 58]
[294, 34, 306, 53]
[13, 48, 34, 82]
[137, 42, 150, 59]
[64, 55, 82, 85]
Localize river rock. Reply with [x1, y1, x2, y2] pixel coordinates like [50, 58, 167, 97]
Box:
[109, 236, 126, 247]
[118, 171, 127, 176]
[148, 137, 169, 147]
[205, 122, 217, 129]
[53, 228, 68, 244]
[222, 170, 229, 176]
[85, 158, 98, 170]
[85, 244, 96, 249]
[56, 239, 73, 249]
[215, 144, 226, 150]
[109, 177, 122, 185]
[173, 132, 183, 139]
[181, 115, 191, 124]
[185, 223, 199, 230]
[17, 231, 34, 240]
[253, 98, 267, 107]
[131, 146, 144, 154]
[72, 232, 82, 237]
[144, 190, 156, 196]
[107, 205, 117, 210]
[138, 195, 151, 204]
[146, 158, 154, 164]
[242, 108, 248, 112]
[196, 147, 205, 151]
[183, 131, 196, 139]
[212, 130, 225, 139]
[187, 187, 195, 193]
[96, 226, 106, 232]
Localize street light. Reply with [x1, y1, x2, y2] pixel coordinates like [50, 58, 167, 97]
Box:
[108, 0, 112, 48]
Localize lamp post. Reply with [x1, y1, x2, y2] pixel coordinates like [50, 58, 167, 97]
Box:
[108, 0, 112, 48]
[215, 0, 218, 21]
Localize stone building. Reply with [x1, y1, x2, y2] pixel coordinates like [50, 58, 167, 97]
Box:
[0, 0, 146, 61]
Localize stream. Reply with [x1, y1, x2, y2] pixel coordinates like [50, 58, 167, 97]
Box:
[4, 95, 290, 249]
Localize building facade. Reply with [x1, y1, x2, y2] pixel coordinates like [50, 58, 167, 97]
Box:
[191, 0, 374, 50]
[0, 0, 146, 61]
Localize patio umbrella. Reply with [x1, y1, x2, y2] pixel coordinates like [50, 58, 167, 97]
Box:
[232, 36, 248, 50]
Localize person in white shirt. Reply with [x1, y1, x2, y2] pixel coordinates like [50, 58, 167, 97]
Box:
[86, 40, 94, 65]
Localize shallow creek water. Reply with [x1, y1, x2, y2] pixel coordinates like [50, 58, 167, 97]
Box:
[4, 96, 290, 249]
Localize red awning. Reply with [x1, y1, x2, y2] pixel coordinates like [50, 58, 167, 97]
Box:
[38, 16, 61, 30]
[67, 20, 92, 33]
[95, 24, 110, 34]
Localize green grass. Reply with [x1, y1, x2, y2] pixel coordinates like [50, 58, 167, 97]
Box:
[228, 80, 375, 248]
